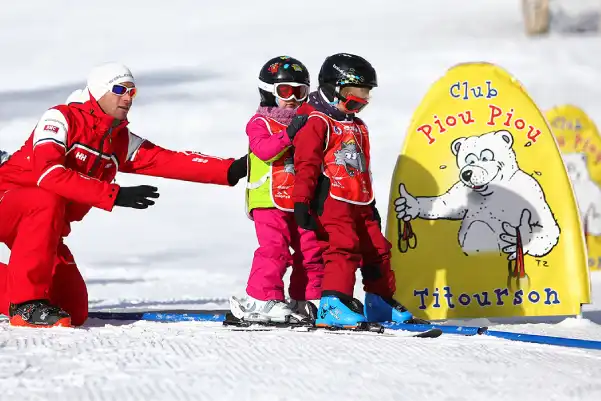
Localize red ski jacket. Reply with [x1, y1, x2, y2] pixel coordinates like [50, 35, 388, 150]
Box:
[292, 93, 375, 206]
[0, 92, 234, 224]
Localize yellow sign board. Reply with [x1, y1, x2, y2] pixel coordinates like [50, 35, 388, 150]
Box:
[546, 104, 601, 271]
[387, 62, 591, 320]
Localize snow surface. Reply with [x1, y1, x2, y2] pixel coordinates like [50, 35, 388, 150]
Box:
[1, 0, 601, 400]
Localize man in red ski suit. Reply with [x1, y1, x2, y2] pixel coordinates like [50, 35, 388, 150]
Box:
[291, 53, 416, 328]
[0, 62, 247, 328]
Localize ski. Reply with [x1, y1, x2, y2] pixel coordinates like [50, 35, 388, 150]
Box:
[382, 321, 487, 336]
[223, 323, 442, 338]
[223, 326, 314, 333]
[222, 313, 442, 338]
[222, 312, 313, 329]
[314, 326, 442, 338]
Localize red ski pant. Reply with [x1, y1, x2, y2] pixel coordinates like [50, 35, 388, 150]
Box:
[0, 187, 88, 326]
[315, 196, 396, 298]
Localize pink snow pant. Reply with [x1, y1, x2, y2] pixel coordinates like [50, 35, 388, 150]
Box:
[247, 208, 324, 301]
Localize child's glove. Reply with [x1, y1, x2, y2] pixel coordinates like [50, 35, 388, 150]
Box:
[286, 115, 309, 141]
[370, 201, 382, 230]
[227, 155, 248, 186]
[294, 202, 319, 231]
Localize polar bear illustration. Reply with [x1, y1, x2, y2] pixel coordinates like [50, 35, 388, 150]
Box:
[395, 130, 560, 260]
[562, 152, 601, 236]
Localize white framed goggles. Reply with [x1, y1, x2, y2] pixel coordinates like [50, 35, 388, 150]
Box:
[111, 84, 138, 98]
[258, 80, 309, 101]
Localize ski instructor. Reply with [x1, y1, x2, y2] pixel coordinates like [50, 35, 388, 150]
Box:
[0, 62, 248, 328]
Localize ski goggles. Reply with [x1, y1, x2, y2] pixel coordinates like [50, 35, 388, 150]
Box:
[111, 84, 138, 98]
[337, 92, 369, 113]
[258, 81, 309, 101]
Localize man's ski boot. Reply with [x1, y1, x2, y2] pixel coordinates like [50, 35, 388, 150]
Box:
[227, 295, 312, 327]
[9, 299, 72, 328]
[315, 291, 384, 332]
[364, 292, 429, 324]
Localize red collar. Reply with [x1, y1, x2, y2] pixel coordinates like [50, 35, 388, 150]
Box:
[70, 90, 130, 134]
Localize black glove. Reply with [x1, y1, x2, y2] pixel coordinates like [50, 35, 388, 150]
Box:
[114, 185, 160, 209]
[227, 155, 248, 186]
[286, 114, 309, 142]
[371, 201, 381, 230]
[294, 202, 319, 231]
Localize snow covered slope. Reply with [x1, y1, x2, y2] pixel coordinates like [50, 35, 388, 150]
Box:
[1, 319, 600, 401]
[1, 1, 601, 400]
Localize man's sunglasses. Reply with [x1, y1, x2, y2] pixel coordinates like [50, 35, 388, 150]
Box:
[111, 84, 137, 98]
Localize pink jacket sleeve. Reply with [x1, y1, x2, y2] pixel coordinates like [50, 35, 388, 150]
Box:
[246, 117, 292, 161]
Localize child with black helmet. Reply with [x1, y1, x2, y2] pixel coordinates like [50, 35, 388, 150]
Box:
[292, 53, 418, 328]
[228, 56, 324, 325]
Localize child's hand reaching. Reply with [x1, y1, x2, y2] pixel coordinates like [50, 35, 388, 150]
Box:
[286, 115, 309, 141]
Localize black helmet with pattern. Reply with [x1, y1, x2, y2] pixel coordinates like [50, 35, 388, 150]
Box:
[258, 56, 310, 107]
[318, 53, 377, 102]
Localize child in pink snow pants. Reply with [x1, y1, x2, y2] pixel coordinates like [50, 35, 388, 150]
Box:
[229, 56, 323, 324]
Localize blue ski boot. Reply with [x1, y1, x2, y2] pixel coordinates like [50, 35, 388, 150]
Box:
[315, 291, 367, 329]
[364, 293, 415, 323]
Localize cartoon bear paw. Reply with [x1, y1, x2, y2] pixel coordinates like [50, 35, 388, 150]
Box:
[500, 208, 535, 260]
[394, 183, 420, 221]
